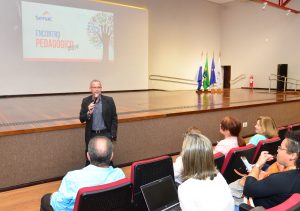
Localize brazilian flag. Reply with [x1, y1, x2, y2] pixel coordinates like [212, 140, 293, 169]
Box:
[203, 55, 210, 90]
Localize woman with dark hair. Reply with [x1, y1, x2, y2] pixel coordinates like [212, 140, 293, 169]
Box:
[214, 116, 245, 156]
[178, 130, 234, 211]
[243, 130, 300, 208]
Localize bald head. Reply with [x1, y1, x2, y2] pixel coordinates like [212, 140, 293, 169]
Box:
[87, 136, 113, 167]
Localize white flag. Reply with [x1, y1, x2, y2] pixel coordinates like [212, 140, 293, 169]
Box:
[215, 56, 223, 89]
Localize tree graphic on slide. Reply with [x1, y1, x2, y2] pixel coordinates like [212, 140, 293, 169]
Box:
[87, 12, 113, 61]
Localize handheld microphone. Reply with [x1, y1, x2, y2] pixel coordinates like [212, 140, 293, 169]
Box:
[93, 97, 98, 104]
[93, 94, 99, 104]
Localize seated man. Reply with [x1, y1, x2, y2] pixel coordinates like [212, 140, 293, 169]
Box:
[40, 136, 125, 211]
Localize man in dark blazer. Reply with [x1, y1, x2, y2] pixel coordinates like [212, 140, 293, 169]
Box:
[79, 80, 118, 163]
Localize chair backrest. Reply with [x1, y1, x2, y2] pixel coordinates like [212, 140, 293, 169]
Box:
[266, 193, 300, 211]
[251, 137, 282, 164]
[73, 178, 132, 211]
[278, 126, 288, 141]
[131, 156, 174, 211]
[289, 123, 300, 132]
[221, 144, 256, 184]
[214, 152, 225, 171]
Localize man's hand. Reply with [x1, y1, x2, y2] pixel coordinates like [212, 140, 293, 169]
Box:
[88, 102, 95, 115]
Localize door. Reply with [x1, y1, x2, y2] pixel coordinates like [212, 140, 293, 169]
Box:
[223, 66, 231, 89]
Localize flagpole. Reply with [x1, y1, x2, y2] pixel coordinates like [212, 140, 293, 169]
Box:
[217, 51, 223, 93]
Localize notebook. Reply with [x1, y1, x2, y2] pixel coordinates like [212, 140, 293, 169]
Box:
[141, 175, 180, 211]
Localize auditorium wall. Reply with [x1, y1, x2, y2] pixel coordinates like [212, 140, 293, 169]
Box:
[107, 0, 300, 90]
[1, 0, 299, 93]
[100, 0, 222, 90]
[220, 1, 300, 89]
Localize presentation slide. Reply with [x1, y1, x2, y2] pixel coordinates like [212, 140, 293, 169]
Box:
[22, 1, 114, 62]
[0, 0, 148, 95]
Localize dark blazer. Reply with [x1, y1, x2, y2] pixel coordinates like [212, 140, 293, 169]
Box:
[79, 95, 118, 144]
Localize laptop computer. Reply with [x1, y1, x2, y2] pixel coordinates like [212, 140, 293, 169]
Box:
[141, 175, 180, 211]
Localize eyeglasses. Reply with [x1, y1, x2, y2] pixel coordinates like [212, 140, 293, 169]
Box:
[91, 86, 102, 89]
[278, 146, 288, 151]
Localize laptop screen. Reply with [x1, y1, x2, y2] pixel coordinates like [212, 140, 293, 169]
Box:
[141, 176, 179, 211]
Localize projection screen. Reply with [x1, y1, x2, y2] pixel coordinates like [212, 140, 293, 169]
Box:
[0, 0, 148, 95]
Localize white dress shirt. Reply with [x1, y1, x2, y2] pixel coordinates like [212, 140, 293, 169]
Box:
[178, 173, 235, 211]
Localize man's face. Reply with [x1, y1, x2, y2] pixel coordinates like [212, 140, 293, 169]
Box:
[90, 81, 102, 96]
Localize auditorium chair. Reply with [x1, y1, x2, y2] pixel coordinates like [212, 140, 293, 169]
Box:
[251, 137, 282, 164]
[220, 144, 256, 184]
[131, 155, 174, 211]
[289, 122, 300, 132]
[214, 152, 225, 171]
[277, 126, 288, 141]
[239, 193, 300, 211]
[73, 178, 132, 211]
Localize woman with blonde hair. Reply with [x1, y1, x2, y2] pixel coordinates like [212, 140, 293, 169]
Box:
[173, 127, 201, 184]
[248, 116, 278, 146]
[178, 130, 234, 211]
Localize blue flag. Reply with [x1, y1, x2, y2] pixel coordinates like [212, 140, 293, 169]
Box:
[195, 52, 204, 91]
[210, 56, 216, 85]
[197, 66, 202, 90]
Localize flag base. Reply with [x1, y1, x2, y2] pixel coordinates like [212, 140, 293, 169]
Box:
[196, 88, 224, 94]
[211, 88, 217, 94]
[196, 89, 211, 94]
[216, 88, 224, 93]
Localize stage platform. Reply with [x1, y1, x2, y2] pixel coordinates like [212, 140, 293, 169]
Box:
[1, 88, 300, 190]
[1, 88, 300, 136]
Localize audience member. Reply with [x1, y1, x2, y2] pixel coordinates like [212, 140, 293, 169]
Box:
[230, 158, 287, 206]
[248, 116, 278, 145]
[214, 116, 245, 156]
[173, 127, 201, 184]
[40, 136, 125, 211]
[243, 130, 300, 208]
[178, 130, 234, 211]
